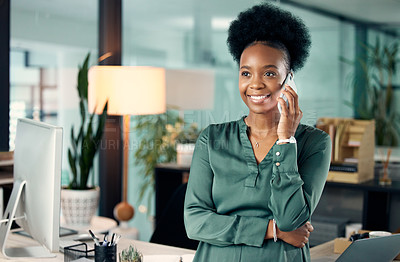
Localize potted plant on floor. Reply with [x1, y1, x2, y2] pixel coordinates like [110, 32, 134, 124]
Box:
[61, 53, 108, 226]
[343, 37, 400, 146]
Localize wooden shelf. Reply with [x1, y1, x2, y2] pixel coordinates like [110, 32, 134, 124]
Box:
[317, 118, 375, 184]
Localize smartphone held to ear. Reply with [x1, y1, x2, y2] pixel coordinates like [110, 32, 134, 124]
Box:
[278, 71, 298, 114]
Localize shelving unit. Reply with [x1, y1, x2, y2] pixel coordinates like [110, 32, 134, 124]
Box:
[316, 118, 375, 184]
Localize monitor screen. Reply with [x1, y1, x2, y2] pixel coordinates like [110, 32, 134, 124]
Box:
[0, 118, 63, 258]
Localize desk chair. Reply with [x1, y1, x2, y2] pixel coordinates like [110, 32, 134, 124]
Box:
[150, 183, 198, 250]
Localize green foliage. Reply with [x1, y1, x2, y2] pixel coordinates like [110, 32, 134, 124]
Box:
[67, 53, 108, 190]
[133, 111, 200, 203]
[343, 38, 400, 146]
[119, 245, 143, 262]
[174, 123, 201, 144]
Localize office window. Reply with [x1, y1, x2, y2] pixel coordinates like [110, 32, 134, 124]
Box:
[10, 1, 98, 156]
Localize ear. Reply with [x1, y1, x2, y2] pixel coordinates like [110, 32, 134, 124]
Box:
[289, 70, 294, 80]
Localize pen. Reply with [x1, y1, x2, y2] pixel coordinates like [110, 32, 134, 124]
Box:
[110, 233, 116, 246]
[103, 232, 109, 246]
[88, 230, 100, 246]
[114, 234, 121, 245]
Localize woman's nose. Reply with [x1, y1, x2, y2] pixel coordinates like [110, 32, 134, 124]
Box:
[250, 75, 265, 89]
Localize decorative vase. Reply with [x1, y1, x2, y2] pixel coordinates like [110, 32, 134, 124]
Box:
[176, 143, 195, 166]
[60, 186, 100, 226]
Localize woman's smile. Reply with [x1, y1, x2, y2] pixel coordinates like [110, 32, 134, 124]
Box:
[247, 94, 272, 104]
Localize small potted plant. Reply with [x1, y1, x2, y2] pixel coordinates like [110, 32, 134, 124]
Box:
[134, 111, 200, 203]
[167, 122, 200, 166]
[119, 245, 143, 262]
[60, 53, 108, 226]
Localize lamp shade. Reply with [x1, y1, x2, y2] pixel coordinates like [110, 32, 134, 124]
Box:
[166, 69, 215, 110]
[88, 66, 166, 115]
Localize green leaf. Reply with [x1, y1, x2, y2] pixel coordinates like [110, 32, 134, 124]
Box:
[79, 100, 86, 125]
[94, 102, 108, 142]
[68, 149, 77, 188]
[77, 53, 90, 100]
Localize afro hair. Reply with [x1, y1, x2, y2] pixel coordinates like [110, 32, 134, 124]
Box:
[227, 3, 311, 72]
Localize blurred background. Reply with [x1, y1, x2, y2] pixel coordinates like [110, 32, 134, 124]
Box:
[2, 0, 399, 244]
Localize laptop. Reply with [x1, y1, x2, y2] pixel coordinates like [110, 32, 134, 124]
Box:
[312, 234, 400, 262]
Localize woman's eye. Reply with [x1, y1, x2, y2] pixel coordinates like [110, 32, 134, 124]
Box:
[264, 72, 276, 77]
[241, 71, 250, 77]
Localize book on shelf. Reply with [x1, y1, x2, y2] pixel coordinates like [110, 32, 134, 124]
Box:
[343, 158, 358, 163]
[333, 122, 348, 162]
[329, 163, 358, 173]
[328, 124, 335, 162]
[348, 133, 362, 147]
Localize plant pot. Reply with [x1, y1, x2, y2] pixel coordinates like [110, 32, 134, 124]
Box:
[60, 186, 100, 226]
[176, 143, 195, 166]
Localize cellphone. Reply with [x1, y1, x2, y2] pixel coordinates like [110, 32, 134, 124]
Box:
[278, 71, 298, 114]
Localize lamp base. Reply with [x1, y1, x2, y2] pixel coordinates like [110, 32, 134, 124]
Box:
[113, 201, 135, 222]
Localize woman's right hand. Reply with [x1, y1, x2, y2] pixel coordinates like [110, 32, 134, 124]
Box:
[277, 221, 314, 248]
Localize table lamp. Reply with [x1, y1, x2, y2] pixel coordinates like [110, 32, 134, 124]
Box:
[88, 66, 166, 224]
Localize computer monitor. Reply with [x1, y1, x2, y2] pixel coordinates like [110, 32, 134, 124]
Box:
[0, 118, 63, 258]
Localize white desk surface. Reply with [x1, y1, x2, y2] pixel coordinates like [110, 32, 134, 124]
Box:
[4, 235, 396, 261]
[2, 232, 195, 261]
[0, 236, 341, 262]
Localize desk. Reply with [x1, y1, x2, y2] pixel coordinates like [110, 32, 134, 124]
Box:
[310, 240, 339, 261]
[2, 232, 195, 261]
[310, 240, 400, 261]
[3, 235, 399, 261]
[325, 180, 400, 231]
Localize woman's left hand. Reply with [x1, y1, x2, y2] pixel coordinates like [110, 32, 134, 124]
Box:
[277, 221, 314, 248]
[276, 84, 303, 140]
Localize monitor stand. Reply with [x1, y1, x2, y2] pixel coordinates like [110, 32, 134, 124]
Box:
[0, 180, 56, 258]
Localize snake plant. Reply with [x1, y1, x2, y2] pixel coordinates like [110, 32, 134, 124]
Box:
[67, 53, 108, 189]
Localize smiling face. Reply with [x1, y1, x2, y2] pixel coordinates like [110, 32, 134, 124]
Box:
[239, 42, 289, 115]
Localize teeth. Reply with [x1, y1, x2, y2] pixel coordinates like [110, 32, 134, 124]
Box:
[249, 95, 268, 100]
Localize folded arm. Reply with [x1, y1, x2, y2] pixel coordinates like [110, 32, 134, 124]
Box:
[268, 133, 331, 232]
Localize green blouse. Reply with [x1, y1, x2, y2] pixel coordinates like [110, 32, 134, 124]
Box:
[184, 116, 331, 262]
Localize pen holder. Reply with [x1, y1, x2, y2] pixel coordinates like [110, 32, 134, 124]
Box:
[95, 243, 117, 262]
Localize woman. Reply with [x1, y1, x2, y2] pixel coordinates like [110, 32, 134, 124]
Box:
[184, 3, 331, 262]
